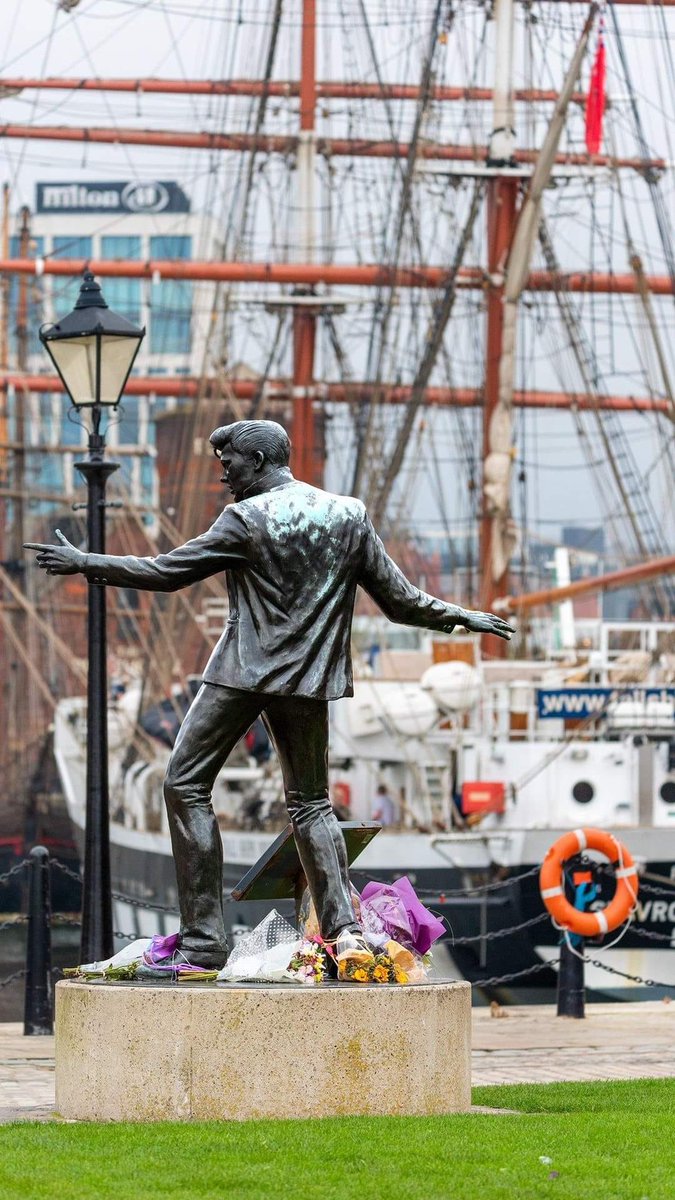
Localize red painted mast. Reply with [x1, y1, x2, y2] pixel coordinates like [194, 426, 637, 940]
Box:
[479, 0, 519, 654]
[480, 177, 519, 622]
[0, 77, 590, 104]
[291, 0, 321, 486]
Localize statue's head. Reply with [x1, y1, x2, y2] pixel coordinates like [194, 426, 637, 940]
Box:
[209, 419, 291, 500]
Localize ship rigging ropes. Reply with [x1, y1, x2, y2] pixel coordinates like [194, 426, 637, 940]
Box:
[539, 827, 639, 937]
[0, 1, 673, 638]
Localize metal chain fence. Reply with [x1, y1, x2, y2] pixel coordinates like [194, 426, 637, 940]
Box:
[584, 956, 675, 991]
[472, 959, 560, 988]
[0, 860, 31, 888]
[0, 967, 27, 991]
[0, 851, 672, 999]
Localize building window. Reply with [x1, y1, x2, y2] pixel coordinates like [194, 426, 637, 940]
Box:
[149, 236, 192, 355]
[50, 237, 93, 328]
[52, 235, 92, 260]
[116, 399, 139, 446]
[60, 402, 86, 447]
[118, 456, 134, 498]
[140, 455, 155, 494]
[100, 236, 142, 324]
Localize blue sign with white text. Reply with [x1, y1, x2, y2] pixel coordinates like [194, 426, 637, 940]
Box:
[536, 687, 675, 719]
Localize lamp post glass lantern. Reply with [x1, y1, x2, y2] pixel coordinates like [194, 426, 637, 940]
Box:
[40, 269, 144, 421]
[40, 271, 145, 962]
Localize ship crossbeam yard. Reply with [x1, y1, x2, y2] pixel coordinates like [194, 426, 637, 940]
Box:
[0, 258, 672, 296]
[0, 123, 666, 176]
[0, 374, 669, 416]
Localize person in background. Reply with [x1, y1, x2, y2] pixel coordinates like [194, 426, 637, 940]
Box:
[371, 783, 396, 827]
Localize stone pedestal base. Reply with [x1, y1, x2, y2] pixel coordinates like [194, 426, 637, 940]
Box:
[55, 979, 471, 1121]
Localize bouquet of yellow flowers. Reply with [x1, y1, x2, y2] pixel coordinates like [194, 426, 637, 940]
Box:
[338, 940, 429, 985]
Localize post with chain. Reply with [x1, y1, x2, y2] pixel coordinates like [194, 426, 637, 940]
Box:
[557, 867, 596, 1019]
[557, 933, 585, 1018]
[24, 846, 53, 1035]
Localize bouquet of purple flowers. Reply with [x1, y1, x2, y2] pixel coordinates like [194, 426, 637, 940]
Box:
[360, 876, 445, 956]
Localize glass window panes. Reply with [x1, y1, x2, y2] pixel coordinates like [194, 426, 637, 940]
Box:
[60, 402, 86, 446]
[49, 239, 94, 341]
[32, 450, 63, 492]
[52, 236, 92, 260]
[140, 456, 154, 492]
[149, 236, 192, 355]
[116, 399, 139, 445]
[118, 456, 133, 493]
[101, 237, 142, 325]
[45, 333, 141, 407]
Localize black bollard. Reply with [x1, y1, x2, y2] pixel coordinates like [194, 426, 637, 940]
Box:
[557, 935, 585, 1018]
[24, 846, 53, 1036]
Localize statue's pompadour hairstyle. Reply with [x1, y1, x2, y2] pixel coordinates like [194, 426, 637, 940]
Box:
[209, 420, 291, 467]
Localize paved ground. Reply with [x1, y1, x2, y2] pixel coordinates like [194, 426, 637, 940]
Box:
[472, 1000, 675, 1085]
[0, 1027, 56, 1123]
[1, 1001, 673, 1121]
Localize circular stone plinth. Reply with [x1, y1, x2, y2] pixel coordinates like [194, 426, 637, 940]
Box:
[55, 978, 471, 1121]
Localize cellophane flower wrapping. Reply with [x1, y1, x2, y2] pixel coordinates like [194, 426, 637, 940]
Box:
[66, 938, 153, 978]
[339, 939, 429, 985]
[217, 910, 301, 983]
[66, 932, 218, 980]
[297, 883, 362, 942]
[360, 876, 446, 956]
[360, 890, 413, 951]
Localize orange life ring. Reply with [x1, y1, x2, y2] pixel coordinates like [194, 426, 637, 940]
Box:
[539, 827, 638, 937]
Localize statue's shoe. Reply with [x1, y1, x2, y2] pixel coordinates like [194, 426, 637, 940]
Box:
[136, 950, 224, 980]
[333, 930, 375, 980]
[176, 948, 229, 970]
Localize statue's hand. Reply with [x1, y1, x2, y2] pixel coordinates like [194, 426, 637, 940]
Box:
[457, 609, 515, 641]
[24, 529, 86, 576]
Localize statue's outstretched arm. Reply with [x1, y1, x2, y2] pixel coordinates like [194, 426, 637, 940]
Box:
[358, 515, 514, 642]
[25, 508, 249, 594]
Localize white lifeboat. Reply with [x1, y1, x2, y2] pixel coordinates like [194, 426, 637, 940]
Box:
[421, 660, 481, 712]
[348, 680, 439, 738]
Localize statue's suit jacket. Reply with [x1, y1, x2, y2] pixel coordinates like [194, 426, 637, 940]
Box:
[83, 468, 462, 700]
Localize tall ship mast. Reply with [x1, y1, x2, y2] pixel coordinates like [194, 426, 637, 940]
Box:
[0, 0, 673, 996]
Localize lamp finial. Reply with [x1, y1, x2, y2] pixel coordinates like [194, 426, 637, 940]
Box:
[75, 270, 108, 311]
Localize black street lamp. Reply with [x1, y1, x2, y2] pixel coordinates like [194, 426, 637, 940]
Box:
[40, 271, 145, 963]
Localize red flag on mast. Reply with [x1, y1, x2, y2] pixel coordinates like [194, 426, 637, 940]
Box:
[585, 16, 606, 155]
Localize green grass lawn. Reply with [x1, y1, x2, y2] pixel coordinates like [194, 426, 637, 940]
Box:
[1, 1079, 673, 1200]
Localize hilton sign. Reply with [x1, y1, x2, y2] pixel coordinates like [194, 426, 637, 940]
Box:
[36, 180, 190, 214]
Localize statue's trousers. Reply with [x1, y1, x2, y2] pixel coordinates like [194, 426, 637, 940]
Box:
[163, 682, 357, 965]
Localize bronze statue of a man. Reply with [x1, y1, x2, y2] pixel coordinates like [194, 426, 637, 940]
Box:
[27, 420, 513, 972]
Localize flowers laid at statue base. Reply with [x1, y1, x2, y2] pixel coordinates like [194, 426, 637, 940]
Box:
[63, 934, 220, 981]
[61, 877, 445, 986]
[63, 960, 142, 982]
[337, 940, 429, 985]
[359, 876, 446, 956]
[286, 938, 328, 984]
[217, 910, 303, 983]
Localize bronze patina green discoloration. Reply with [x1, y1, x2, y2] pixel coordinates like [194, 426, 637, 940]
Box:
[27, 420, 513, 969]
